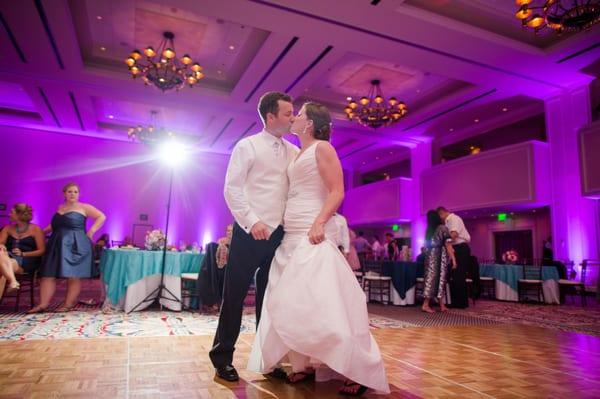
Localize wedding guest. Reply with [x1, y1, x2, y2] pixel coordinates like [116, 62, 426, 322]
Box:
[422, 210, 456, 313]
[346, 229, 361, 271]
[28, 183, 106, 313]
[437, 206, 471, 309]
[0, 204, 45, 298]
[371, 235, 384, 260]
[353, 231, 371, 264]
[384, 233, 398, 260]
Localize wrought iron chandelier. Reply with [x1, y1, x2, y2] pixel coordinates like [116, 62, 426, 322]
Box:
[127, 111, 174, 143]
[125, 31, 204, 92]
[344, 80, 407, 129]
[515, 0, 600, 34]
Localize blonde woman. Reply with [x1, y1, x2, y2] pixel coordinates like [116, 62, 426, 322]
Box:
[0, 204, 45, 298]
[28, 183, 105, 313]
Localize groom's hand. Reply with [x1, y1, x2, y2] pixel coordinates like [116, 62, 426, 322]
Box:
[250, 222, 270, 240]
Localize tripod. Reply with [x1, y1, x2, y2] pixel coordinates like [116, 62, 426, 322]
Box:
[128, 168, 185, 313]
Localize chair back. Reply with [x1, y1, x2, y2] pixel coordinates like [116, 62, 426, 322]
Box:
[111, 240, 124, 247]
[521, 264, 542, 281]
[581, 259, 599, 286]
[363, 260, 384, 275]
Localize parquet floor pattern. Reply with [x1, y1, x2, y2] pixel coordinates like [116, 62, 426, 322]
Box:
[1, 324, 599, 398]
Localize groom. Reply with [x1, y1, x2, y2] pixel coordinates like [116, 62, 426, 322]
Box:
[209, 92, 298, 382]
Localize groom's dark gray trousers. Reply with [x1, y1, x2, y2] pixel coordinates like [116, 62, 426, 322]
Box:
[209, 222, 284, 368]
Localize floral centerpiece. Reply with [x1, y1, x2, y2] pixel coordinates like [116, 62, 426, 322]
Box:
[502, 249, 519, 264]
[145, 229, 166, 251]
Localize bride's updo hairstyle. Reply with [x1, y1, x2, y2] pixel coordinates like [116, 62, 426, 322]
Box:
[305, 102, 332, 141]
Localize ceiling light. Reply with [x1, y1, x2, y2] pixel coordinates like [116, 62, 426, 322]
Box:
[125, 31, 204, 92]
[515, 1, 600, 35]
[96, 15, 103, 20]
[449, 128, 454, 132]
[474, 118, 480, 123]
[228, 45, 235, 50]
[108, 115, 114, 119]
[100, 46, 106, 51]
[344, 79, 407, 129]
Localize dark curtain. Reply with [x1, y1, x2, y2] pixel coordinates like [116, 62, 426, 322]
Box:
[493, 230, 533, 263]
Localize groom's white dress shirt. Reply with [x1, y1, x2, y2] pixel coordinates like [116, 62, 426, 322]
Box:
[224, 130, 299, 234]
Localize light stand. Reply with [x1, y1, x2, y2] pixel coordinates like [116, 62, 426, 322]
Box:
[128, 142, 187, 313]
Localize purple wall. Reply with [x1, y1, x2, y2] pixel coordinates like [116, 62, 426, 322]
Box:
[0, 127, 233, 246]
[579, 121, 600, 199]
[465, 209, 551, 261]
[343, 177, 413, 225]
[421, 141, 551, 214]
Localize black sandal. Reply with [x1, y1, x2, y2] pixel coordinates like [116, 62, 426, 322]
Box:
[339, 380, 368, 396]
[286, 370, 315, 384]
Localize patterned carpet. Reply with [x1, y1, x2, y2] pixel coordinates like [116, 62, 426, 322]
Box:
[1, 280, 599, 340]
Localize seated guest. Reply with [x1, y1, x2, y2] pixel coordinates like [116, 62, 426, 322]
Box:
[0, 204, 45, 297]
[415, 246, 427, 276]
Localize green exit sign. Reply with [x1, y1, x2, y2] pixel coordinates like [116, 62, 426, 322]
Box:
[497, 213, 507, 221]
[392, 224, 399, 231]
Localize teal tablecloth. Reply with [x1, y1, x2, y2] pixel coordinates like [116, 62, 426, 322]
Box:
[479, 264, 559, 291]
[101, 249, 204, 305]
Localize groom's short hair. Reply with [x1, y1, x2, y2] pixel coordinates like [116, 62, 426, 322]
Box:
[258, 92, 292, 123]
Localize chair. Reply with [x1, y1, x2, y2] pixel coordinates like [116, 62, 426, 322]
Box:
[518, 264, 545, 303]
[479, 276, 496, 299]
[361, 261, 392, 305]
[181, 272, 200, 309]
[353, 270, 364, 286]
[0, 271, 37, 311]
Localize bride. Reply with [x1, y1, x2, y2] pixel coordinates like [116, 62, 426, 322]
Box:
[247, 102, 390, 396]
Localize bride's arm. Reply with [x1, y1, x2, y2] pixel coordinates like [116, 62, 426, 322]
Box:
[308, 142, 344, 244]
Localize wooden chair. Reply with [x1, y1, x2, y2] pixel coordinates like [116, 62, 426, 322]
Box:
[518, 264, 545, 303]
[361, 261, 392, 305]
[559, 260, 595, 306]
[0, 271, 37, 311]
[181, 272, 200, 310]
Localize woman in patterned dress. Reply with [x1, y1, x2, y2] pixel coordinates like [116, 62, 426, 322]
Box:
[422, 210, 456, 313]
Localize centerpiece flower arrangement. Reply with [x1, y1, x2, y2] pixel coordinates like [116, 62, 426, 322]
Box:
[145, 229, 166, 251]
[502, 249, 519, 264]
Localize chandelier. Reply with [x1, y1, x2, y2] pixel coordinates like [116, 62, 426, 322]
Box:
[515, 0, 600, 34]
[127, 111, 174, 143]
[344, 80, 407, 129]
[125, 31, 204, 92]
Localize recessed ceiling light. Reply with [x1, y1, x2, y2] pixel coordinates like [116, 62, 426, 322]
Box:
[96, 15, 103, 20]
[228, 45, 235, 50]
[502, 107, 508, 112]
[389, 151, 393, 155]
[100, 46, 106, 51]
[375, 156, 379, 160]
[217, 70, 222, 74]
[362, 161, 366, 165]
[474, 118, 480, 123]
[449, 128, 454, 132]
[532, 209, 536, 213]
[108, 115, 114, 119]
[346, 96, 352, 101]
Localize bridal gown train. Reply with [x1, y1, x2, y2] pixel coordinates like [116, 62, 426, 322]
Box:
[247, 142, 390, 394]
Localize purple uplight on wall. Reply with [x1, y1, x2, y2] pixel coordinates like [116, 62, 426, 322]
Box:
[0, 126, 234, 245]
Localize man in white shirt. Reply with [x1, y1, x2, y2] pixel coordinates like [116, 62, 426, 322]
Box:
[210, 92, 298, 382]
[332, 213, 350, 256]
[437, 206, 471, 308]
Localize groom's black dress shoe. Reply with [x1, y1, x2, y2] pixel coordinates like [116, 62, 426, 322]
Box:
[215, 365, 239, 382]
[265, 367, 288, 380]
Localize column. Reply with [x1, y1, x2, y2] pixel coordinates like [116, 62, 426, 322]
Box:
[410, 140, 432, 259]
[545, 84, 599, 265]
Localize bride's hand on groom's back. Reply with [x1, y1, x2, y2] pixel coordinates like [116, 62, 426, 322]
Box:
[250, 221, 271, 240]
[308, 222, 325, 245]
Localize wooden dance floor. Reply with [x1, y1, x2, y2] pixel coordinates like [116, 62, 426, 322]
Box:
[0, 324, 599, 398]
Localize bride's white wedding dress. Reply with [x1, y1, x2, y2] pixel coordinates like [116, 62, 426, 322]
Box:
[247, 142, 390, 394]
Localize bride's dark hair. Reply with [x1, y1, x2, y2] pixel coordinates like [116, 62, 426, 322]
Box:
[304, 102, 332, 141]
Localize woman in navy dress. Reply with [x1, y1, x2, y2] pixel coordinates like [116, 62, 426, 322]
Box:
[29, 183, 106, 313]
[0, 204, 45, 297]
